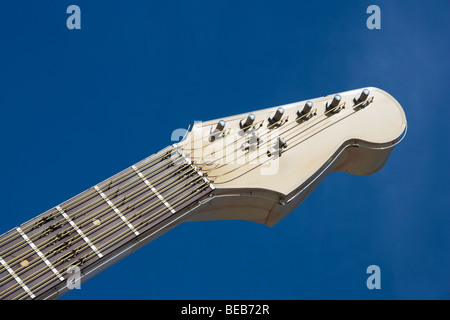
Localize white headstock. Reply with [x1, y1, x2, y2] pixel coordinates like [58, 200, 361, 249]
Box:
[178, 87, 406, 226]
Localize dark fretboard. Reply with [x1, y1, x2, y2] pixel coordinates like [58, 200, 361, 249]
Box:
[0, 145, 213, 300]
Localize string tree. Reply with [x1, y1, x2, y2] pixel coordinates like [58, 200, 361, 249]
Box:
[267, 137, 288, 157]
[241, 132, 261, 152]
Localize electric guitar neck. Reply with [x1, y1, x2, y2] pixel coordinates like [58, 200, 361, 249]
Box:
[0, 87, 406, 299]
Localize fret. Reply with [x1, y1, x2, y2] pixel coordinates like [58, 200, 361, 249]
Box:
[16, 227, 65, 282]
[0, 226, 43, 299]
[56, 206, 103, 258]
[0, 145, 215, 299]
[0, 256, 35, 299]
[131, 165, 176, 213]
[94, 185, 140, 236]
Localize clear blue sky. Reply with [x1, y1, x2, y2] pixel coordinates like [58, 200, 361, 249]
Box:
[0, 1, 449, 299]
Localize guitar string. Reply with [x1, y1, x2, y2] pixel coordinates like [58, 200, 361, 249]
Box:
[178, 119, 265, 152]
[9, 178, 210, 300]
[14, 183, 210, 300]
[0, 149, 181, 250]
[0, 155, 189, 257]
[207, 97, 372, 181]
[0, 154, 188, 262]
[0, 118, 248, 257]
[3, 94, 370, 298]
[0, 141, 210, 293]
[285, 97, 374, 147]
[0, 163, 197, 288]
[201, 97, 357, 175]
[6, 179, 206, 300]
[205, 102, 346, 177]
[2, 173, 207, 299]
[182, 115, 289, 167]
[0, 167, 196, 293]
[7, 176, 208, 300]
[179, 118, 267, 153]
[210, 107, 346, 181]
[196, 109, 314, 172]
[9, 97, 368, 298]
[14, 184, 209, 299]
[1, 97, 357, 293]
[179, 95, 342, 157]
[0, 115, 274, 256]
[209, 100, 366, 181]
[0, 95, 339, 251]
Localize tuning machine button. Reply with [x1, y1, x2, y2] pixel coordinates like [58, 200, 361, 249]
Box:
[271, 107, 284, 122]
[353, 89, 371, 108]
[358, 89, 370, 102]
[268, 107, 287, 127]
[326, 94, 343, 113]
[240, 114, 256, 131]
[209, 120, 226, 142]
[216, 120, 226, 131]
[297, 101, 315, 120]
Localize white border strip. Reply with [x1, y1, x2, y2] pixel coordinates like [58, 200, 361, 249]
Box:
[131, 165, 176, 213]
[94, 186, 140, 236]
[56, 206, 103, 258]
[0, 256, 35, 299]
[16, 227, 64, 282]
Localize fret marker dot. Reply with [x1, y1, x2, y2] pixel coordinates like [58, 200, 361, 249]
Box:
[20, 260, 29, 268]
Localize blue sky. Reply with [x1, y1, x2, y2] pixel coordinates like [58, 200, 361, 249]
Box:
[0, 1, 449, 299]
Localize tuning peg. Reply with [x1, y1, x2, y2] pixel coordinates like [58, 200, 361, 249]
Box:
[209, 120, 226, 142]
[353, 89, 372, 108]
[301, 101, 313, 114]
[297, 101, 314, 120]
[215, 120, 226, 132]
[240, 114, 255, 130]
[269, 107, 285, 124]
[326, 94, 342, 112]
[358, 89, 370, 102]
[330, 95, 341, 108]
[267, 137, 287, 157]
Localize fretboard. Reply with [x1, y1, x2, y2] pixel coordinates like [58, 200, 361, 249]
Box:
[0, 145, 214, 300]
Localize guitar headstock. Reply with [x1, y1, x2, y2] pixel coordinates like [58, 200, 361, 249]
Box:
[177, 87, 406, 226]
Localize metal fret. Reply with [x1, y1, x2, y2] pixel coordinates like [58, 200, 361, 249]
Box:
[131, 165, 176, 213]
[16, 227, 65, 282]
[0, 256, 35, 299]
[94, 185, 140, 236]
[0, 145, 215, 299]
[56, 206, 103, 258]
